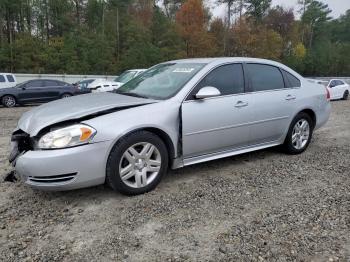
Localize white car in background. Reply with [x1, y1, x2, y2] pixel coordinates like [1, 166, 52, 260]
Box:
[0, 73, 17, 89]
[113, 69, 146, 88]
[326, 79, 349, 100]
[88, 79, 119, 93]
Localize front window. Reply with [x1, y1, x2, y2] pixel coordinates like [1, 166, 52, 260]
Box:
[114, 71, 137, 83]
[115, 63, 205, 99]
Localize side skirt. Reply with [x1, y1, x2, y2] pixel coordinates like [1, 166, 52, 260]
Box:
[171, 141, 281, 169]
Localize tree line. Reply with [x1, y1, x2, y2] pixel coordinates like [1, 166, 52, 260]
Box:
[0, 0, 349, 76]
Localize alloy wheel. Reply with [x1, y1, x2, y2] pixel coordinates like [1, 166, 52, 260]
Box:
[119, 142, 161, 188]
[292, 119, 310, 150]
[3, 96, 16, 107]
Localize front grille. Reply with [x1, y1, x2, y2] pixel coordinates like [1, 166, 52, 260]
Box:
[28, 173, 77, 184]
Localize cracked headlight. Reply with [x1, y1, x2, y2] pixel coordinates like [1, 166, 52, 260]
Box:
[38, 124, 96, 149]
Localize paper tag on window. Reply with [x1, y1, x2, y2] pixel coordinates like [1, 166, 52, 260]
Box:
[173, 68, 195, 73]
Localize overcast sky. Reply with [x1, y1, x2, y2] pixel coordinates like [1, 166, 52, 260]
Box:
[212, 0, 350, 19]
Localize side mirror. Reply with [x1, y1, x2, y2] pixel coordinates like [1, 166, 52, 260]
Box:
[21, 87, 26, 90]
[195, 86, 221, 99]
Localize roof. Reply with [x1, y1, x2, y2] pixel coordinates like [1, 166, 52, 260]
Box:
[169, 57, 284, 65]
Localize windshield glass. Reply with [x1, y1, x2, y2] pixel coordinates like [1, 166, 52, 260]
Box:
[115, 63, 205, 99]
[114, 71, 137, 83]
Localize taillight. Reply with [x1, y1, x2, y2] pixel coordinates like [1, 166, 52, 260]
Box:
[325, 87, 330, 101]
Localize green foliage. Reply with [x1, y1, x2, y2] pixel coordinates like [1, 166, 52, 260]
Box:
[0, 0, 349, 76]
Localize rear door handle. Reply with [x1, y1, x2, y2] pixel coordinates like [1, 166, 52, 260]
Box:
[234, 101, 248, 108]
[285, 94, 296, 100]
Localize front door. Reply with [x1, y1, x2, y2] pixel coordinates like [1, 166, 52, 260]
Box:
[17, 80, 45, 102]
[182, 63, 254, 160]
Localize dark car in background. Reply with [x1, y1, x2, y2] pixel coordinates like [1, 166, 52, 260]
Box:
[0, 79, 90, 107]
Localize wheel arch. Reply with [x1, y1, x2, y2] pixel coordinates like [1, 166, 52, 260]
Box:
[107, 127, 176, 168]
[298, 108, 317, 128]
[61, 92, 73, 97]
[1, 94, 17, 104]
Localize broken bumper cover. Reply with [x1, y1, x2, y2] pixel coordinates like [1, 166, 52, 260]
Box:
[14, 141, 111, 191]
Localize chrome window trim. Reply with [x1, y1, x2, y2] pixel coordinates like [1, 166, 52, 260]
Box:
[183, 62, 302, 103]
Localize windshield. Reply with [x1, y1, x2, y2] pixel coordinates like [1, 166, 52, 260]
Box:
[115, 63, 205, 99]
[114, 71, 137, 83]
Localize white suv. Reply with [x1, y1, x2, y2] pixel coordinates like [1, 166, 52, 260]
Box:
[0, 73, 17, 89]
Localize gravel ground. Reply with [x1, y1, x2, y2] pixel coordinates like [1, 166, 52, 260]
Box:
[0, 101, 349, 262]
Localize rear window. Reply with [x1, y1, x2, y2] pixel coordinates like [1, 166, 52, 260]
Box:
[6, 75, 15, 82]
[336, 80, 344, 85]
[43, 80, 59, 87]
[0, 75, 5, 82]
[247, 64, 284, 91]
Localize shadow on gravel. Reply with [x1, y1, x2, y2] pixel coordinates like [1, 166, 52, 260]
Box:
[18, 146, 280, 201]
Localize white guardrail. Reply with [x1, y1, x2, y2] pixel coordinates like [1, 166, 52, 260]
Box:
[308, 77, 350, 84]
[14, 74, 350, 85]
[15, 74, 117, 84]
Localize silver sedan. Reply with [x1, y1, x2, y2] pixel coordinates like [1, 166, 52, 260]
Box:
[10, 58, 331, 195]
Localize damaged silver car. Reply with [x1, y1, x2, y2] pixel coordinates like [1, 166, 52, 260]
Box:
[9, 58, 331, 195]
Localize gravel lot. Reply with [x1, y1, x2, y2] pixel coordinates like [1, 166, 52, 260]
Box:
[0, 101, 349, 262]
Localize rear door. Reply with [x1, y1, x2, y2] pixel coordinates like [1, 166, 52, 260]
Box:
[42, 80, 62, 101]
[336, 80, 347, 98]
[245, 63, 299, 145]
[182, 63, 254, 160]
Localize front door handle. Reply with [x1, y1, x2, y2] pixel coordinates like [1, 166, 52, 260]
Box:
[234, 101, 248, 108]
[285, 94, 296, 100]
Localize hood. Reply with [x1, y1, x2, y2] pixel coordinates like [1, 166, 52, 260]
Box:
[18, 92, 155, 136]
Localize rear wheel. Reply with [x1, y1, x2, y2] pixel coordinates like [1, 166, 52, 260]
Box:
[61, 93, 72, 98]
[1, 95, 16, 108]
[283, 112, 313, 154]
[343, 90, 349, 100]
[106, 131, 168, 195]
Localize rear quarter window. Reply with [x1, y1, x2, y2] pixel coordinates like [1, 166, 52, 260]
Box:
[0, 75, 5, 82]
[6, 75, 15, 82]
[282, 70, 301, 88]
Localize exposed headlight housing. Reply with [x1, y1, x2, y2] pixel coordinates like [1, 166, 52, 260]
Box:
[38, 124, 96, 149]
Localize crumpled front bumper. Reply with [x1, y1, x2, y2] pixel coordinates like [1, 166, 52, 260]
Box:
[14, 141, 111, 191]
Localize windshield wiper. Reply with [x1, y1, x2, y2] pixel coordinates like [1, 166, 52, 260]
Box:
[114, 90, 149, 99]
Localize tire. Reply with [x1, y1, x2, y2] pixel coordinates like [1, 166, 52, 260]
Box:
[61, 93, 72, 98]
[283, 112, 314, 154]
[1, 95, 16, 108]
[343, 90, 349, 100]
[106, 131, 168, 195]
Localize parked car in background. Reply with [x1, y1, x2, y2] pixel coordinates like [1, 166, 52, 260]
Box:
[10, 58, 330, 195]
[113, 69, 146, 88]
[73, 79, 95, 90]
[0, 79, 88, 107]
[325, 79, 349, 100]
[0, 73, 17, 89]
[87, 79, 118, 92]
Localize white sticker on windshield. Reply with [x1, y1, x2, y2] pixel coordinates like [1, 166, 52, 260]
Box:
[173, 68, 195, 73]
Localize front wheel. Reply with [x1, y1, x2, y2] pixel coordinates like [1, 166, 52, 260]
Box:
[1, 95, 16, 108]
[343, 90, 349, 100]
[283, 113, 313, 154]
[106, 131, 168, 195]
